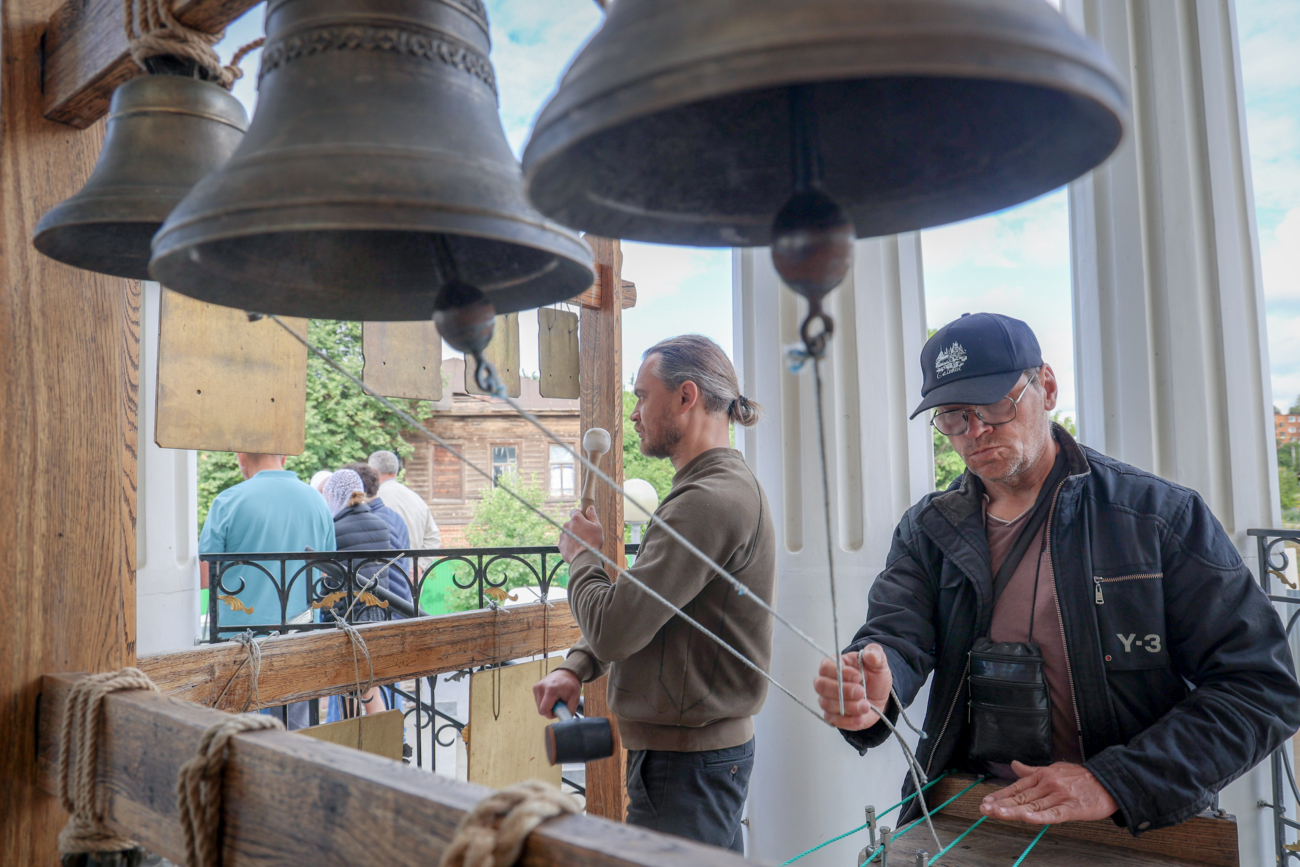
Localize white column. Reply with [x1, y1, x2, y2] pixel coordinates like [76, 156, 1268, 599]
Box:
[733, 235, 932, 866]
[136, 282, 201, 655]
[1063, 2, 1281, 864]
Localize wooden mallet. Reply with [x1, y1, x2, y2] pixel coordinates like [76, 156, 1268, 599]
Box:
[545, 700, 615, 765]
[578, 427, 612, 512]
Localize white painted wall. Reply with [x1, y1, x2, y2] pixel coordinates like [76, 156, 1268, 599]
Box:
[136, 281, 201, 655]
[733, 236, 933, 866]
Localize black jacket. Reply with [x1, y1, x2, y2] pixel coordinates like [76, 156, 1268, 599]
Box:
[332, 502, 396, 622]
[844, 425, 1300, 834]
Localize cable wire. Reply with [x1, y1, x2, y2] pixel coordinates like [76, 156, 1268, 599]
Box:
[270, 316, 833, 725]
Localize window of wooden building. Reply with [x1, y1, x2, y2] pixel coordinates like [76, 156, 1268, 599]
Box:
[432, 443, 464, 502]
[549, 444, 575, 498]
[491, 445, 517, 485]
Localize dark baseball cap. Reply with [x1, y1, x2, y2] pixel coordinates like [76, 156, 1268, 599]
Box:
[910, 313, 1042, 419]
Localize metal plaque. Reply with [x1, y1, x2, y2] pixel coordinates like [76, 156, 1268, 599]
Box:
[538, 307, 580, 399]
[465, 312, 521, 397]
[363, 320, 443, 401]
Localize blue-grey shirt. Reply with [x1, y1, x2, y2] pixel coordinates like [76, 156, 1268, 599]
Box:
[200, 469, 336, 631]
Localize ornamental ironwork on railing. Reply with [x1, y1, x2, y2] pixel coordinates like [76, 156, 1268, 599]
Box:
[1248, 529, 1300, 865]
[199, 543, 639, 789]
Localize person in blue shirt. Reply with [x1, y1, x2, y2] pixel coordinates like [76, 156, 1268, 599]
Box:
[200, 453, 336, 727]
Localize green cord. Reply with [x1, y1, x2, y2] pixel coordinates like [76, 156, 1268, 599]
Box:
[776, 772, 952, 866]
[1010, 824, 1051, 867]
[886, 775, 988, 842]
[929, 815, 987, 861]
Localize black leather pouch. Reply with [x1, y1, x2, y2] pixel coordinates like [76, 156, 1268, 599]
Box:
[967, 637, 1052, 766]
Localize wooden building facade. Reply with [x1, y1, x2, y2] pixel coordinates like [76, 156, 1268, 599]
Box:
[403, 358, 582, 547]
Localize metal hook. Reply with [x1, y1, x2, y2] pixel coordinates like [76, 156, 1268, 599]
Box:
[800, 299, 834, 359]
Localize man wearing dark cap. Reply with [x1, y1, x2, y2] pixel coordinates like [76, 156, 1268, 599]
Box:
[813, 313, 1300, 834]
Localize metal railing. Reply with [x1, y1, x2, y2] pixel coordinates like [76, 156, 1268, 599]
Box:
[1248, 529, 1300, 865]
[199, 543, 639, 789]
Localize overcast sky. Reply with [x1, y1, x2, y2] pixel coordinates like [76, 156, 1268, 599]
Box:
[217, 0, 1297, 419]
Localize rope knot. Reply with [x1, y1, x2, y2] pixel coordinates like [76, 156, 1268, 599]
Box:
[176, 714, 283, 867]
[439, 780, 581, 867]
[57, 668, 161, 856]
[124, 0, 263, 89]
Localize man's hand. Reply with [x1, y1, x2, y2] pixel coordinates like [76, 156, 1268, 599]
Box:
[558, 506, 604, 564]
[532, 668, 582, 719]
[981, 761, 1118, 824]
[814, 644, 893, 731]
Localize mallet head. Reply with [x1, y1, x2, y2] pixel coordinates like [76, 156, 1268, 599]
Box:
[545, 701, 614, 765]
[582, 427, 612, 457]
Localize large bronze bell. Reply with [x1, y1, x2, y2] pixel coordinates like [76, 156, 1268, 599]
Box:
[150, 0, 594, 322]
[33, 74, 248, 280]
[522, 0, 1130, 248]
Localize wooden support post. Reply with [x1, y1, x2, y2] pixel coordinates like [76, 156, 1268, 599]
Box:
[35, 673, 750, 867]
[578, 237, 627, 821]
[1, 0, 139, 860]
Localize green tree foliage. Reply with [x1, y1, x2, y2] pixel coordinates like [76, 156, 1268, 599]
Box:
[441, 469, 570, 612]
[197, 320, 423, 527]
[1289, 395, 1300, 415]
[621, 391, 676, 503]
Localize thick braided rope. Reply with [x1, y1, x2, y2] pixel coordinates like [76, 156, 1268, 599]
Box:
[123, 0, 261, 88]
[57, 668, 160, 855]
[439, 781, 581, 867]
[176, 714, 283, 867]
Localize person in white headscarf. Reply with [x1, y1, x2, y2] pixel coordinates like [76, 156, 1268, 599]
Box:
[310, 470, 332, 494]
[323, 469, 366, 516]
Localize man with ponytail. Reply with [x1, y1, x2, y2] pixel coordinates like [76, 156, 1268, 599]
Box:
[532, 335, 775, 853]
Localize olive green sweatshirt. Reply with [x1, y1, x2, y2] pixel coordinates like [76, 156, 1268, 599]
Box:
[557, 447, 776, 752]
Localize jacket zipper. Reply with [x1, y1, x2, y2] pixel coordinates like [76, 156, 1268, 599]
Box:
[1092, 573, 1163, 605]
[1045, 477, 1087, 760]
[926, 658, 968, 776]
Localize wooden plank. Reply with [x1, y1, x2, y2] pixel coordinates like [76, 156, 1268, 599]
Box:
[466, 312, 522, 397]
[573, 266, 637, 310]
[155, 289, 308, 453]
[927, 775, 1238, 867]
[578, 236, 627, 821]
[363, 320, 443, 401]
[539, 307, 581, 400]
[139, 602, 581, 711]
[884, 813, 1222, 867]
[35, 673, 749, 867]
[298, 709, 405, 761]
[43, 0, 263, 128]
[0, 0, 139, 858]
[468, 657, 564, 790]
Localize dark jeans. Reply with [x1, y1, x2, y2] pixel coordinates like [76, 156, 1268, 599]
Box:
[625, 738, 754, 853]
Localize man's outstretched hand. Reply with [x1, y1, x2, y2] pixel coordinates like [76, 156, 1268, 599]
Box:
[981, 761, 1118, 824]
[814, 643, 893, 730]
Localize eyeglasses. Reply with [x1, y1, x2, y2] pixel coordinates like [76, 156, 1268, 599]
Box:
[930, 373, 1038, 437]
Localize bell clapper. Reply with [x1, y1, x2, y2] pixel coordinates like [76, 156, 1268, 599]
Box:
[431, 270, 504, 396]
[770, 85, 854, 361]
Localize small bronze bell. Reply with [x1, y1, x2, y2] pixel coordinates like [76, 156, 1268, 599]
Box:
[33, 74, 248, 280]
[150, 0, 594, 322]
[523, 0, 1130, 248]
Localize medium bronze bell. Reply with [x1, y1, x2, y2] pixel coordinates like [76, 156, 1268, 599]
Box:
[523, 0, 1130, 248]
[33, 74, 248, 280]
[150, 0, 593, 322]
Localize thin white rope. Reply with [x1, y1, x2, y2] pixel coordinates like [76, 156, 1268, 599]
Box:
[270, 316, 833, 725]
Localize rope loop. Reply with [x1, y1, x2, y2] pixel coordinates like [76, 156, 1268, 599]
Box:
[57, 668, 160, 856]
[123, 0, 261, 89]
[176, 714, 283, 867]
[439, 780, 581, 867]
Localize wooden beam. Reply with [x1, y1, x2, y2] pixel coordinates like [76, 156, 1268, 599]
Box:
[929, 775, 1239, 867]
[573, 265, 637, 310]
[43, 0, 262, 128]
[1, 0, 139, 859]
[140, 602, 581, 711]
[578, 237, 627, 821]
[36, 673, 747, 867]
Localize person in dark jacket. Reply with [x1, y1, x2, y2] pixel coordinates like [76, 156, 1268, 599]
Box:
[344, 461, 414, 614]
[813, 313, 1300, 835]
[323, 469, 398, 719]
